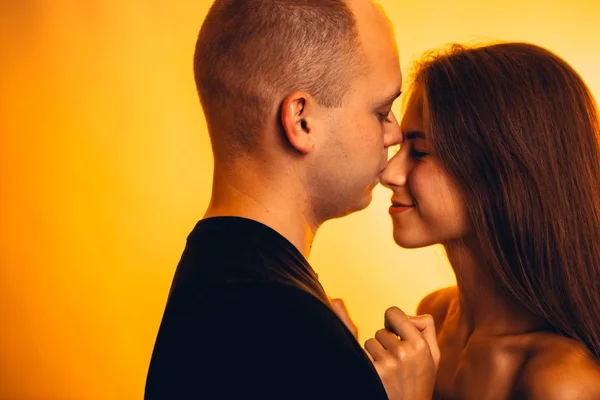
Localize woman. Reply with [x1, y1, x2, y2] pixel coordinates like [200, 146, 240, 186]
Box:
[377, 42, 600, 398]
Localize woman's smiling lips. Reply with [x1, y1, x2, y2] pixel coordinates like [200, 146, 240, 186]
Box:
[389, 200, 416, 214]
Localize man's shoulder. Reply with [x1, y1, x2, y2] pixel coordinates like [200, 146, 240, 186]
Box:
[147, 282, 387, 399]
[166, 281, 358, 346]
[209, 283, 349, 335]
[514, 335, 600, 399]
[416, 286, 457, 331]
[205, 281, 330, 309]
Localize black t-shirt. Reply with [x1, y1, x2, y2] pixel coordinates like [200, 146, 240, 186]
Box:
[145, 217, 387, 399]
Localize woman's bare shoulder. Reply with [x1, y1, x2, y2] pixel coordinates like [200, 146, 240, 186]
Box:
[416, 286, 457, 331]
[514, 334, 600, 399]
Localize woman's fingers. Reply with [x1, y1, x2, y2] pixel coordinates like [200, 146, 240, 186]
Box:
[375, 328, 401, 349]
[384, 307, 421, 342]
[408, 314, 440, 369]
[364, 337, 387, 361]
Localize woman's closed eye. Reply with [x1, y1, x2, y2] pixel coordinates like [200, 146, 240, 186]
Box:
[410, 148, 429, 159]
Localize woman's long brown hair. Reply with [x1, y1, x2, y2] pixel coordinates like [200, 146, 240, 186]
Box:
[414, 42, 600, 360]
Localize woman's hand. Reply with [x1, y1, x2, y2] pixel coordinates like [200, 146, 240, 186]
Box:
[365, 307, 440, 400]
[330, 299, 439, 399]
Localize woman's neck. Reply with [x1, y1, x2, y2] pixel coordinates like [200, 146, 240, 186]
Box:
[444, 237, 550, 339]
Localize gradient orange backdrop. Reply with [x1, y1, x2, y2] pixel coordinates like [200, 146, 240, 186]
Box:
[1, 0, 599, 398]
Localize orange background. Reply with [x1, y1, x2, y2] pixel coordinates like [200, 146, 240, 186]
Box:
[1, 1, 599, 398]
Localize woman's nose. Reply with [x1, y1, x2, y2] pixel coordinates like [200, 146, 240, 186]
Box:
[381, 145, 411, 189]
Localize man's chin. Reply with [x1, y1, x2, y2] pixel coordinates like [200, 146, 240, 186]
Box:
[323, 197, 371, 223]
[346, 192, 374, 216]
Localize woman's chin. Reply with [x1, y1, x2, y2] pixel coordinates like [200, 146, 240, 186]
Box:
[392, 232, 432, 249]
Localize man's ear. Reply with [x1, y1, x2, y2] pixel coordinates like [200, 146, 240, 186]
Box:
[280, 91, 315, 154]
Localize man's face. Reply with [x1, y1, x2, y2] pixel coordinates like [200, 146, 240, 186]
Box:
[309, 1, 402, 222]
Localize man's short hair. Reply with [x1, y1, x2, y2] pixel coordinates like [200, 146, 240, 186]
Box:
[194, 0, 365, 156]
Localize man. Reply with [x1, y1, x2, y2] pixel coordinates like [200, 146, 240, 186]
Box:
[145, 0, 416, 398]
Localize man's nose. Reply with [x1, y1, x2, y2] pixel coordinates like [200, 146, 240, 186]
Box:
[383, 112, 402, 148]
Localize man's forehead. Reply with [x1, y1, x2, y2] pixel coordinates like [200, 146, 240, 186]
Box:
[369, 62, 402, 96]
[348, 0, 401, 103]
[370, 1, 394, 25]
[353, 7, 399, 70]
[349, 0, 388, 16]
[351, 0, 394, 33]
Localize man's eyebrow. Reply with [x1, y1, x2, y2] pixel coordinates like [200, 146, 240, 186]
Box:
[405, 131, 426, 140]
[376, 90, 402, 108]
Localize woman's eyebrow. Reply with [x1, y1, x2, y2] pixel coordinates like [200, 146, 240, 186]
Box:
[405, 131, 426, 140]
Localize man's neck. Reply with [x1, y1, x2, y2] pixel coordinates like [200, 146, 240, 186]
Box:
[205, 166, 318, 259]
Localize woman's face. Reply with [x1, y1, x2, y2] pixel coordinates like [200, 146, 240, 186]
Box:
[381, 86, 470, 248]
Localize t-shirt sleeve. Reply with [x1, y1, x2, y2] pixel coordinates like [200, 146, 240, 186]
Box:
[145, 283, 388, 399]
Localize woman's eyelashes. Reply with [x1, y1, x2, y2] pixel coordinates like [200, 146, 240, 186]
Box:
[387, 142, 430, 159]
[410, 148, 429, 159]
[402, 131, 430, 159]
